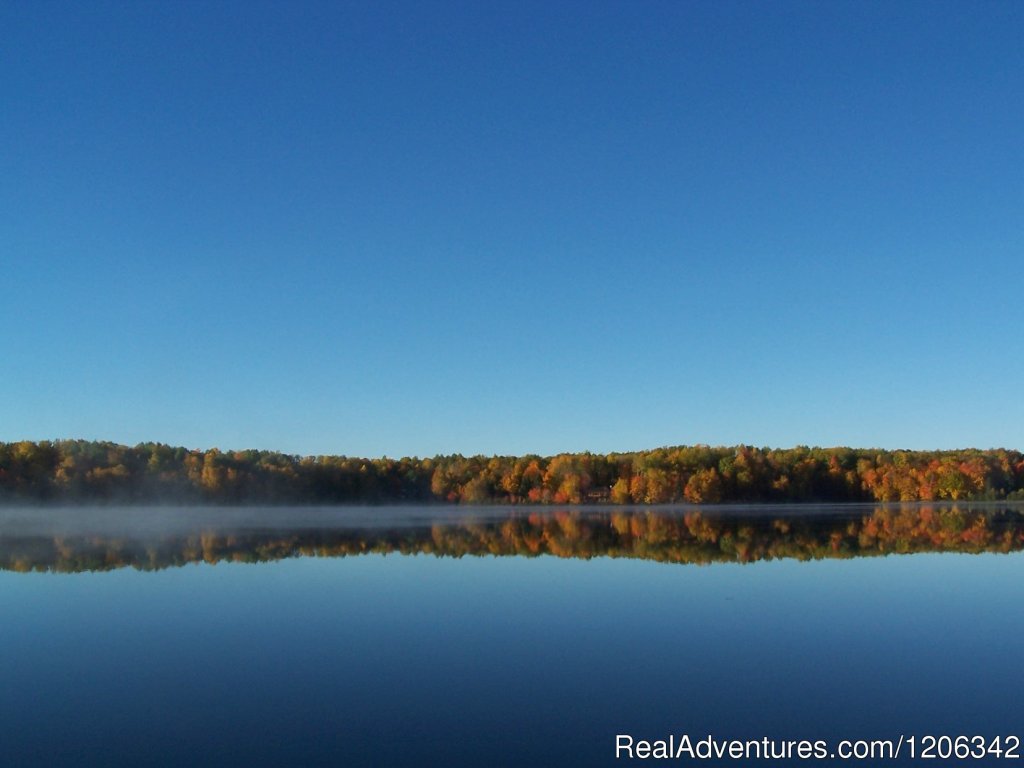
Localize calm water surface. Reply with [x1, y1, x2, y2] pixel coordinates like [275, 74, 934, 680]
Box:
[1, 504, 1022, 766]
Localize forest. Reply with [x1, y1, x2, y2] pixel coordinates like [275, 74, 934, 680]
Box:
[1, 440, 1023, 505]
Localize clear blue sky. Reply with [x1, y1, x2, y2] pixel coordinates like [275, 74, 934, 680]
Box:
[3, 0, 1022, 458]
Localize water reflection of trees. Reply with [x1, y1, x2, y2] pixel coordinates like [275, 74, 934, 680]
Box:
[3, 505, 1024, 573]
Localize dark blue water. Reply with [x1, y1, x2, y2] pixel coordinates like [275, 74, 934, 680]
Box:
[2, 505, 1022, 766]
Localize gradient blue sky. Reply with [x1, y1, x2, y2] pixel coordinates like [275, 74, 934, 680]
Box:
[3, 0, 1022, 458]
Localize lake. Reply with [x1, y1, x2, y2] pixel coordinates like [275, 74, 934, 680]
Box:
[2, 503, 1022, 766]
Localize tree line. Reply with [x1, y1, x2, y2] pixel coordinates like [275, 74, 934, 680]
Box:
[1, 440, 1023, 505]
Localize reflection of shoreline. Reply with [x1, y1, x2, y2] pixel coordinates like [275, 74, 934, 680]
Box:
[3, 504, 1024, 573]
